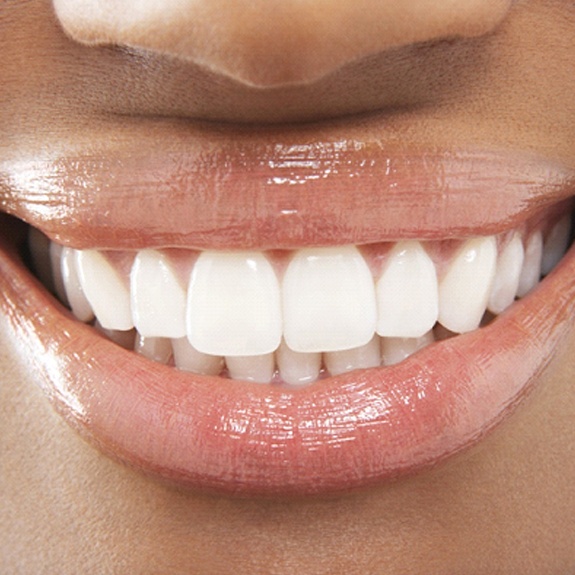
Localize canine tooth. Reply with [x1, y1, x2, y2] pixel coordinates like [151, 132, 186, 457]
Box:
[172, 337, 223, 375]
[542, 215, 571, 275]
[131, 249, 187, 338]
[487, 233, 524, 314]
[381, 331, 435, 365]
[226, 354, 275, 384]
[282, 245, 376, 353]
[76, 250, 133, 331]
[135, 335, 172, 364]
[61, 247, 94, 322]
[376, 241, 438, 338]
[324, 335, 380, 376]
[49, 242, 68, 306]
[276, 339, 321, 386]
[517, 231, 543, 297]
[28, 228, 53, 290]
[438, 236, 497, 333]
[187, 251, 282, 356]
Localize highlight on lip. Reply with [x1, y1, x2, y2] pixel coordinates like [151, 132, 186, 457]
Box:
[27, 205, 573, 387]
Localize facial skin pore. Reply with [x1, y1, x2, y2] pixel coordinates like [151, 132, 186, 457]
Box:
[1, 1, 575, 573]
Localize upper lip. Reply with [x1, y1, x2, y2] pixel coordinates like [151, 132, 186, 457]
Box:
[1, 123, 574, 250]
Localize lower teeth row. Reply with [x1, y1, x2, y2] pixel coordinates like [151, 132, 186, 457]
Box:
[27, 213, 572, 387]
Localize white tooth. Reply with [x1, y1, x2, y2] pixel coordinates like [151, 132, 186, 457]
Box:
[61, 247, 94, 322]
[172, 337, 223, 375]
[487, 233, 524, 315]
[94, 321, 136, 350]
[76, 250, 133, 331]
[49, 242, 68, 305]
[187, 251, 282, 356]
[276, 339, 321, 386]
[375, 241, 438, 338]
[28, 228, 53, 290]
[282, 245, 376, 353]
[438, 236, 497, 333]
[135, 335, 172, 364]
[542, 215, 571, 275]
[226, 354, 275, 384]
[381, 331, 435, 366]
[324, 335, 380, 376]
[517, 231, 543, 297]
[131, 249, 187, 338]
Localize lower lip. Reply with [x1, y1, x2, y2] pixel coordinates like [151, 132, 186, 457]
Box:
[2, 226, 575, 497]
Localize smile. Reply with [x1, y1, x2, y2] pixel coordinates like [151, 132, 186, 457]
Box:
[2, 138, 575, 497]
[29, 208, 572, 386]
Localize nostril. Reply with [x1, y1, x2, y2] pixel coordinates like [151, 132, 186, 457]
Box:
[52, 0, 515, 88]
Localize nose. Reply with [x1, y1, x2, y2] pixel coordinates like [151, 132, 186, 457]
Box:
[53, 0, 514, 87]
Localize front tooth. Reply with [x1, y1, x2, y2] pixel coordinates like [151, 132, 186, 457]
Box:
[226, 354, 275, 384]
[276, 339, 321, 386]
[186, 251, 282, 356]
[517, 231, 543, 297]
[542, 215, 571, 275]
[381, 331, 435, 365]
[131, 249, 187, 338]
[135, 335, 173, 364]
[487, 233, 524, 314]
[375, 241, 438, 338]
[438, 236, 497, 333]
[324, 335, 380, 376]
[76, 250, 133, 331]
[282, 246, 377, 352]
[172, 337, 223, 375]
[61, 247, 94, 322]
[49, 242, 68, 305]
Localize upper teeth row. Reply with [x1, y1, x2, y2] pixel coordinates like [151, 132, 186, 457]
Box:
[29, 216, 571, 382]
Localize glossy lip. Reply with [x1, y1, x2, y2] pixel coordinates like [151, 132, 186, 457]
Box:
[1, 134, 574, 250]
[1, 145, 575, 497]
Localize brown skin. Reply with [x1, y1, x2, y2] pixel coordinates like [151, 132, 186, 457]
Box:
[1, 0, 575, 573]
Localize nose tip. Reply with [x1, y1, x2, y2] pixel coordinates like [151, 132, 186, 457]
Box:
[53, 0, 514, 87]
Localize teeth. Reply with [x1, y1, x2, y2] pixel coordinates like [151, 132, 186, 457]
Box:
[186, 251, 282, 357]
[135, 335, 173, 364]
[226, 353, 275, 384]
[172, 337, 223, 375]
[487, 233, 524, 314]
[542, 215, 571, 276]
[382, 331, 435, 365]
[438, 236, 497, 333]
[324, 335, 381, 376]
[517, 231, 543, 297]
[49, 242, 68, 306]
[276, 339, 321, 387]
[131, 249, 187, 338]
[39, 207, 568, 387]
[76, 250, 134, 331]
[61, 248, 94, 322]
[375, 241, 438, 338]
[282, 246, 377, 353]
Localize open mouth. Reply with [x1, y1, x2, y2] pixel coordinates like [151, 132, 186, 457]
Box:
[26, 206, 573, 386]
[2, 141, 575, 497]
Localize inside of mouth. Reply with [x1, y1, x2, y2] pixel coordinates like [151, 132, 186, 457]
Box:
[19, 201, 575, 389]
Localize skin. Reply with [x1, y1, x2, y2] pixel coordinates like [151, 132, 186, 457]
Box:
[1, 0, 575, 573]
